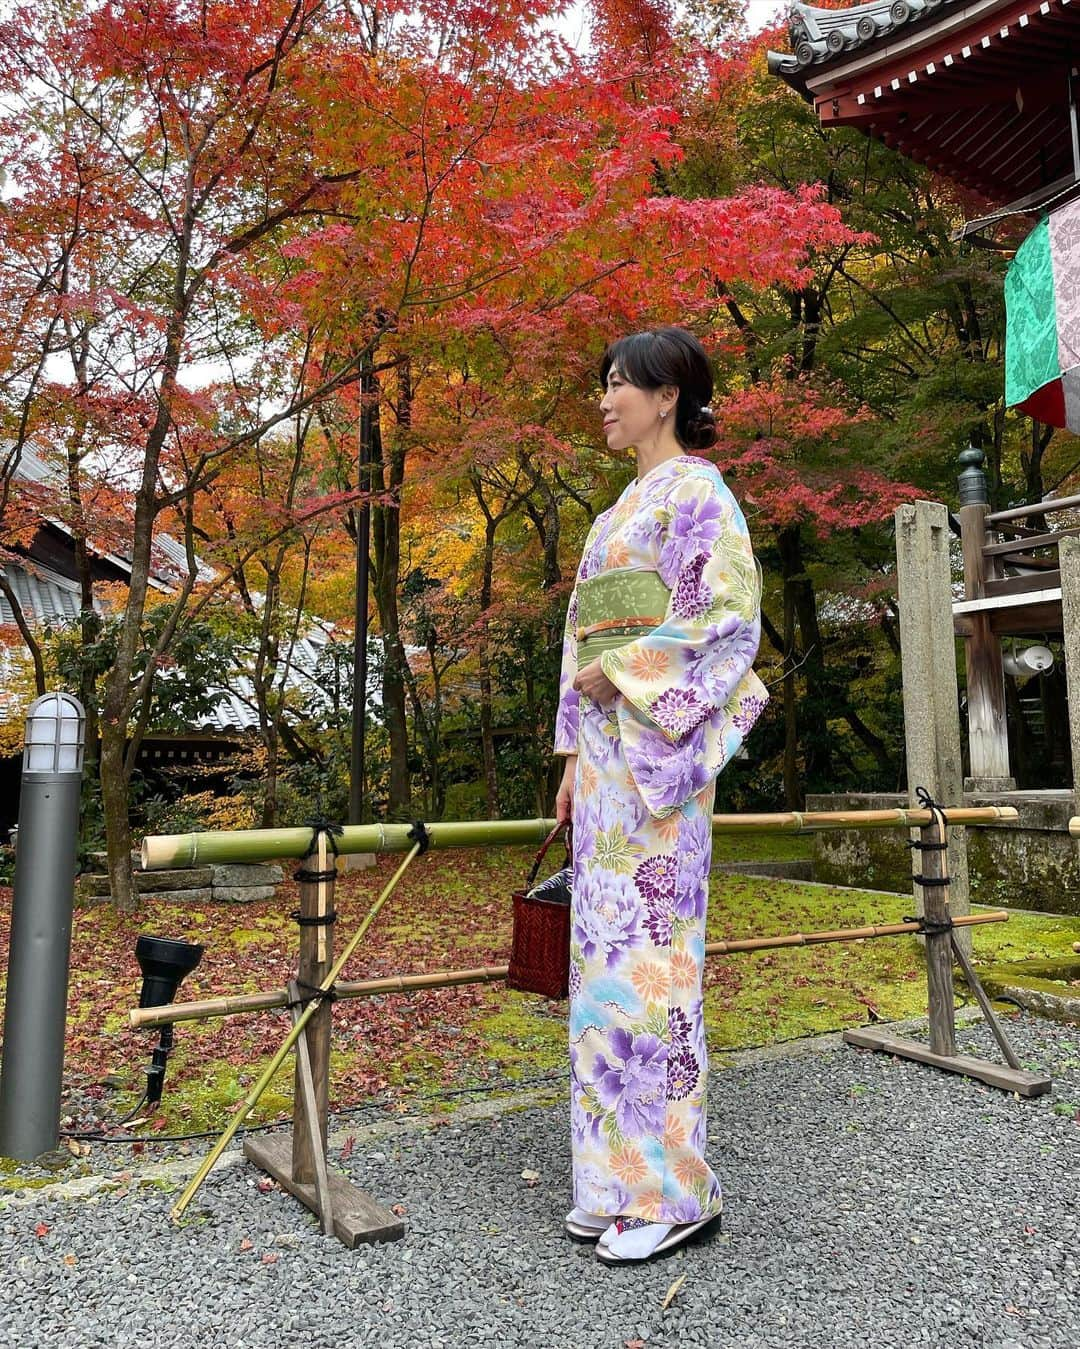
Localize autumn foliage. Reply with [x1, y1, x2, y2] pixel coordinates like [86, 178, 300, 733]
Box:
[2, 0, 1063, 864]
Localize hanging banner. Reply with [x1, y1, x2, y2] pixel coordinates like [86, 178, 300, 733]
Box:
[1005, 196, 1080, 431]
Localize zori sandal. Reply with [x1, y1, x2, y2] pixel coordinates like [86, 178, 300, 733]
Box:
[595, 1213, 719, 1263]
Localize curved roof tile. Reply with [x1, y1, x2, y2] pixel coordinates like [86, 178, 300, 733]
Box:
[768, 0, 958, 79]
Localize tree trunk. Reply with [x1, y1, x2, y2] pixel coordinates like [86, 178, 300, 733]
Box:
[523, 646, 543, 815]
[782, 568, 801, 809]
[260, 722, 279, 828]
[100, 727, 136, 910]
[1021, 419, 1053, 518]
[370, 363, 411, 815]
[478, 517, 500, 819]
[777, 525, 832, 791]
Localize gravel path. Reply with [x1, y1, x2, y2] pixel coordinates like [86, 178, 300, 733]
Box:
[2, 1013, 1079, 1349]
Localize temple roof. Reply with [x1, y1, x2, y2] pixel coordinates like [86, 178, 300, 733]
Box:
[768, 0, 1080, 204]
[768, 0, 964, 82]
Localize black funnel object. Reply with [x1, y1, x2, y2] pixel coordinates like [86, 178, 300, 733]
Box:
[135, 935, 204, 1009]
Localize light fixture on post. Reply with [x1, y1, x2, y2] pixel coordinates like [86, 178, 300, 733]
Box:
[135, 936, 204, 1106]
[1002, 645, 1055, 679]
[0, 693, 85, 1161]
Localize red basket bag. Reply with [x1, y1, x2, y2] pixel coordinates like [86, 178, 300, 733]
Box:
[507, 823, 572, 999]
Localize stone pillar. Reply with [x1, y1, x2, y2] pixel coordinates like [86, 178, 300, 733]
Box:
[895, 501, 970, 942]
[1061, 537, 1080, 854]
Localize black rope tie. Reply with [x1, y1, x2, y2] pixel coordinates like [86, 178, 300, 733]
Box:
[903, 913, 955, 937]
[293, 816, 344, 885]
[914, 785, 951, 826]
[290, 908, 339, 928]
[909, 786, 953, 904]
[911, 874, 952, 889]
[285, 978, 339, 1010]
[408, 820, 431, 855]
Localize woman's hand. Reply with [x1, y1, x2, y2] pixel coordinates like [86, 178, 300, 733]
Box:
[573, 658, 619, 707]
[555, 754, 577, 826]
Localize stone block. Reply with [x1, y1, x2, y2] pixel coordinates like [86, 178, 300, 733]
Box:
[209, 864, 283, 887]
[77, 873, 115, 899]
[77, 867, 214, 901]
[211, 884, 278, 903]
[136, 867, 213, 892]
[140, 887, 214, 904]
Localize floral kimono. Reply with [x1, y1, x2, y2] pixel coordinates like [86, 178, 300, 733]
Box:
[554, 454, 767, 1225]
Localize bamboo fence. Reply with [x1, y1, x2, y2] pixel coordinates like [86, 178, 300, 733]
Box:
[130, 909, 1009, 1031]
[142, 805, 1019, 870]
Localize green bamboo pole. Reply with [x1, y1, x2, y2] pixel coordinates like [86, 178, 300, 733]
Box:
[168, 842, 422, 1223]
[129, 908, 1010, 1031]
[1070, 816, 1080, 838]
[142, 806, 1020, 870]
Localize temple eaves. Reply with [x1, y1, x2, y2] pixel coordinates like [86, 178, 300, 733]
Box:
[767, 0, 964, 82]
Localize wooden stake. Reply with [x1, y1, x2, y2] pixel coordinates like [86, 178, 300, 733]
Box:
[285, 979, 335, 1233]
[291, 834, 333, 1189]
[919, 804, 957, 1058]
[844, 801, 1051, 1098]
[170, 842, 421, 1223]
[948, 935, 1022, 1071]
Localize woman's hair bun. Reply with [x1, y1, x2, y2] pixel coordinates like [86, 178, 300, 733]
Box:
[682, 405, 717, 452]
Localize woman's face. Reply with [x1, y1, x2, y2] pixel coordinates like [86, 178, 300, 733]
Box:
[599, 365, 675, 453]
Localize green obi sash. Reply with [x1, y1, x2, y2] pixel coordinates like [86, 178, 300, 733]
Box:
[576, 568, 671, 670]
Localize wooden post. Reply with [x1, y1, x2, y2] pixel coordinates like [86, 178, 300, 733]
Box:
[292, 832, 332, 1186]
[243, 829, 405, 1246]
[846, 802, 1051, 1097]
[1061, 538, 1080, 862]
[958, 499, 1013, 789]
[919, 808, 956, 1058]
[288, 978, 335, 1234]
[894, 500, 971, 950]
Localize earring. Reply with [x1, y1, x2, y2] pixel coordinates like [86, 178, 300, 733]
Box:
[659, 409, 668, 420]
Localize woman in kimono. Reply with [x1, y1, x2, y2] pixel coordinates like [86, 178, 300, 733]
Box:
[553, 327, 768, 1264]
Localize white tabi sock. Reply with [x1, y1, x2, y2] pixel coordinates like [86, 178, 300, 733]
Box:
[566, 1207, 610, 1231]
[601, 1219, 674, 1260]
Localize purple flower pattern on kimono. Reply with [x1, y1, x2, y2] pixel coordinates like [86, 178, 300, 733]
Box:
[598, 467, 769, 819]
[555, 456, 763, 1227]
[592, 1028, 669, 1139]
[554, 587, 580, 754]
[573, 870, 643, 969]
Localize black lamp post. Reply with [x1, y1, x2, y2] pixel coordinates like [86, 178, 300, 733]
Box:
[135, 935, 204, 1106]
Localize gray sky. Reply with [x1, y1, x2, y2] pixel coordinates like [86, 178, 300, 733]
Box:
[559, 1, 789, 50]
[745, 0, 788, 30]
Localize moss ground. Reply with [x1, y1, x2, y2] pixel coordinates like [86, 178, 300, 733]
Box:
[4, 845, 1080, 1137]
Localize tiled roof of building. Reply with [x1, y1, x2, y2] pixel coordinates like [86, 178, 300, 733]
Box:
[768, 0, 964, 79]
[767, 0, 1079, 201]
[0, 562, 81, 627]
[1, 448, 352, 736]
[0, 559, 347, 734]
[10, 445, 214, 586]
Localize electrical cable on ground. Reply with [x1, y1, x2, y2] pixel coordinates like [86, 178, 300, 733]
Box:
[57, 1069, 569, 1144]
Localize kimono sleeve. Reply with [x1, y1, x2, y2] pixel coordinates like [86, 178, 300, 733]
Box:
[599, 471, 769, 817]
[553, 586, 581, 754]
